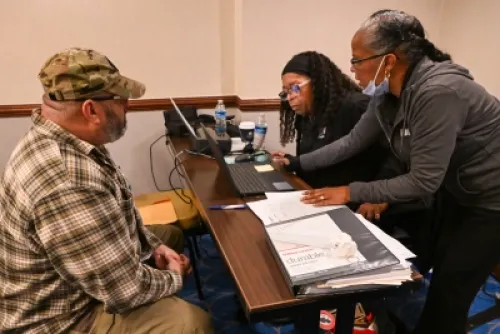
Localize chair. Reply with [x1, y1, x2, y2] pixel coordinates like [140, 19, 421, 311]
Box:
[134, 189, 208, 300]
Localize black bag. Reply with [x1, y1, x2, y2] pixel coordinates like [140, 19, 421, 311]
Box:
[163, 105, 239, 137]
[163, 106, 198, 137]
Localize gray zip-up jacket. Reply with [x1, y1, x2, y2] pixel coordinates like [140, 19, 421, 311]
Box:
[299, 56, 500, 211]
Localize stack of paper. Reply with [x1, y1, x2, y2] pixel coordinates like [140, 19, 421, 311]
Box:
[317, 213, 413, 289]
[247, 191, 416, 294]
[248, 191, 344, 226]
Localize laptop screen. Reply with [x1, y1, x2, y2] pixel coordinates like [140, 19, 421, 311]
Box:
[169, 97, 199, 139]
[200, 124, 238, 190]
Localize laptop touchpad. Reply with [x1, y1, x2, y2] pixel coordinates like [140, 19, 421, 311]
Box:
[272, 181, 294, 191]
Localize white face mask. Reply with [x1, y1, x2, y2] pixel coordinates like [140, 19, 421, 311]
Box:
[362, 55, 389, 96]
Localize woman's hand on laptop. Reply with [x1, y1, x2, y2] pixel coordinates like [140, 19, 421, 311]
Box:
[271, 151, 290, 171]
[271, 151, 290, 166]
[271, 152, 303, 173]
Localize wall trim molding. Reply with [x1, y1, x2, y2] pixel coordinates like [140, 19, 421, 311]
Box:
[0, 95, 281, 118]
[236, 96, 280, 112]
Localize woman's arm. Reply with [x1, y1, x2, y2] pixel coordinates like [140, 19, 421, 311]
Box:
[299, 100, 382, 171]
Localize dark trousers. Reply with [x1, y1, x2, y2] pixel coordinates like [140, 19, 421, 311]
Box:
[413, 190, 500, 334]
[360, 207, 430, 334]
[377, 208, 430, 257]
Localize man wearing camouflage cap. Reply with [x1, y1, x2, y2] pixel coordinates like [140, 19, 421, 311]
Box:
[0, 48, 213, 334]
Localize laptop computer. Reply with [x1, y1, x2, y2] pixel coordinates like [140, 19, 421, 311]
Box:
[200, 124, 295, 196]
[168, 97, 200, 139]
[168, 97, 232, 154]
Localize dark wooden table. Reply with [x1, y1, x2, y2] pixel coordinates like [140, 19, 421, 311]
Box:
[169, 136, 408, 333]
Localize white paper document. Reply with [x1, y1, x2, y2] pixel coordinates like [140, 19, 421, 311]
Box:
[319, 261, 413, 288]
[265, 191, 301, 200]
[248, 191, 344, 226]
[267, 214, 366, 277]
[315, 215, 415, 289]
[355, 213, 416, 263]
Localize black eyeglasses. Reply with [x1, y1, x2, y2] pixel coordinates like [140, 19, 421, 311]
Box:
[350, 53, 386, 65]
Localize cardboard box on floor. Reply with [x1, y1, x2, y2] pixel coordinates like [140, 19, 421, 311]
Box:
[137, 200, 178, 225]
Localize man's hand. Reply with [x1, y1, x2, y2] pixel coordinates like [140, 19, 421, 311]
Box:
[301, 187, 350, 206]
[154, 245, 181, 271]
[180, 254, 193, 276]
[271, 151, 290, 166]
[357, 203, 389, 221]
[167, 257, 182, 275]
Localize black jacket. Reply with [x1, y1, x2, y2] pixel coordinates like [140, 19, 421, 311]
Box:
[293, 92, 386, 189]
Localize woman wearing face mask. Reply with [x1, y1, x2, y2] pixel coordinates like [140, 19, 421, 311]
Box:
[296, 10, 500, 334]
[274, 51, 430, 243]
[275, 51, 385, 192]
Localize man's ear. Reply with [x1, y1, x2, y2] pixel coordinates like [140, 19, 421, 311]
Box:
[81, 100, 101, 125]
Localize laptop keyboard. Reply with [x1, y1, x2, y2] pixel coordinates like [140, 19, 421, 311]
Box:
[227, 163, 272, 195]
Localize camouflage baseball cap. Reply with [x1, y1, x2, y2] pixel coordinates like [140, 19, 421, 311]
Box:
[39, 47, 145, 101]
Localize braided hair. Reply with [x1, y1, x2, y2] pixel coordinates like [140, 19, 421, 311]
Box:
[361, 10, 451, 64]
[280, 51, 361, 146]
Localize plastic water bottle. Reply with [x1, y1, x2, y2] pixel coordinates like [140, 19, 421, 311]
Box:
[254, 113, 267, 150]
[214, 99, 227, 136]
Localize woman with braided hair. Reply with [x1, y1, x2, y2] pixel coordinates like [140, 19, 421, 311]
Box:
[290, 10, 500, 333]
[276, 51, 385, 192]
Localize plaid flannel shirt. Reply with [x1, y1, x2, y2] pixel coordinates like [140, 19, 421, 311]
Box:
[0, 110, 182, 333]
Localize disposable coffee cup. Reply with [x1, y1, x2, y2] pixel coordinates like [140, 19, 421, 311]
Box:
[239, 121, 255, 144]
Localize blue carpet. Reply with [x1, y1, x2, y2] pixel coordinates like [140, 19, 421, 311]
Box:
[469, 277, 500, 333]
[178, 235, 500, 333]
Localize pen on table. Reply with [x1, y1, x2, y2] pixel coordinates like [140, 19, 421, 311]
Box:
[209, 204, 248, 210]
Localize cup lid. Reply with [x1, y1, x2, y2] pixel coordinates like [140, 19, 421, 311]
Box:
[239, 121, 255, 130]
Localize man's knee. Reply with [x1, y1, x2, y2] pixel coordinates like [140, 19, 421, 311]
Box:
[150, 297, 213, 333]
[93, 297, 214, 334]
[178, 300, 213, 333]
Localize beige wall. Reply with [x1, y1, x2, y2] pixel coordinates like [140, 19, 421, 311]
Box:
[0, 118, 32, 165]
[107, 112, 184, 194]
[0, 0, 497, 195]
[440, 0, 500, 98]
[0, 0, 222, 104]
[236, 0, 446, 98]
[220, 0, 237, 95]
